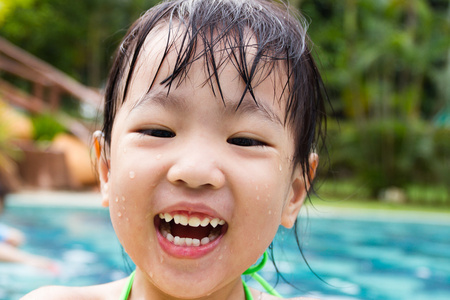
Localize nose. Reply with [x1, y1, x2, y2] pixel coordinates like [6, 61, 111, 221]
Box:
[166, 141, 226, 189]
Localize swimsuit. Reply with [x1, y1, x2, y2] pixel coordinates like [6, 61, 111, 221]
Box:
[119, 251, 282, 299]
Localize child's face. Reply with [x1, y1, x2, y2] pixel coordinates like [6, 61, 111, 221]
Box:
[98, 26, 311, 298]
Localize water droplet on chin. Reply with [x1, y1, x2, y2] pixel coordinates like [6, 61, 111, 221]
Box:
[115, 197, 119, 203]
[268, 210, 272, 215]
[118, 212, 122, 217]
[129, 171, 135, 179]
[160, 256, 164, 263]
[256, 195, 260, 200]
[122, 196, 126, 202]
[218, 254, 223, 260]
[279, 164, 282, 171]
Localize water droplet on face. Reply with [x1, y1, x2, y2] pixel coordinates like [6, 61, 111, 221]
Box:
[279, 164, 282, 171]
[255, 185, 259, 191]
[218, 254, 223, 260]
[129, 171, 135, 179]
[268, 210, 272, 215]
[115, 197, 119, 203]
[256, 196, 260, 200]
[118, 212, 122, 217]
[103, 183, 108, 192]
[122, 196, 126, 202]
[156, 154, 162, 160]
[126, 217, 129, 222]
[160, 256, 164, 263]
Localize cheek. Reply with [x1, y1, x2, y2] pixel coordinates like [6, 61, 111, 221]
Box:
[237, 168, 290, 238]
[108, 149, 166, 241]
[243, 165, 290, 213]
[110, 146, 167, 195]
[235, 157, 294, 242]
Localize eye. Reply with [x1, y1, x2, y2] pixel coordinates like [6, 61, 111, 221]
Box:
[227, 137, 266, 147]
[139, 129, 175, 138]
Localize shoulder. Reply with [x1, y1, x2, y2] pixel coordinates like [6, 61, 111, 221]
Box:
[21, 286, 82, 300]
[20, 278, 127, 300]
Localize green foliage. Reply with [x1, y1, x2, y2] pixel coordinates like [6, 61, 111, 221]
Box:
[315, 180, 450, 208]
[300, 0, 450, 120]
[0, 0, 34, 24]
[326, 119, 450, 198]
[0, 0, 160, 86]
[31, 114, 66, 142]
[300, 0, 450, 203]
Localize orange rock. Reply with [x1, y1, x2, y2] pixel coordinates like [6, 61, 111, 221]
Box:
[50, 134, 97, 186]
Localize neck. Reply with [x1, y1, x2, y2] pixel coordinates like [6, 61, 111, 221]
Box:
[129, 268, 247, 300]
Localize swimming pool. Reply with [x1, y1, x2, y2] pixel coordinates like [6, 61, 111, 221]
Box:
[1, 193, 449, 300]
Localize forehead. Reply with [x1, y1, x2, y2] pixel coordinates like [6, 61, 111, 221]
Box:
[123, 21, 290, 117]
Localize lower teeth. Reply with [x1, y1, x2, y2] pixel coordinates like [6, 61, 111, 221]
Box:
[160, 223, 219, 247]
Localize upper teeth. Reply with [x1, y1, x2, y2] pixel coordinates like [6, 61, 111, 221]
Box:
[159, 213, 225, 228]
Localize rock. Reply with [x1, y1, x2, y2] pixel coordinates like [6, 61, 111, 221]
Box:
[50, 134, 97, 186]
[379, 186, 407, 204]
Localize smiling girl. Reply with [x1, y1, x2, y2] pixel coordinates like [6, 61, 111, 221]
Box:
[23, 0, 328, 299]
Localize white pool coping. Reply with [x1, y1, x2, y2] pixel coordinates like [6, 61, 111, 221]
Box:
[5, 191, 103, 208]
[301, 204, 450, 225]
[5, 191, 450, 225]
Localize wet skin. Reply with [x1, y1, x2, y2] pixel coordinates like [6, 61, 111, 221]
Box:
[97, 25, 315, 300]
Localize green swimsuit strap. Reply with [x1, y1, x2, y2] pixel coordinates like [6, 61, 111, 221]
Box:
[119, 270, 135, 300]
[119, 252, 281, 300]
[242, 251, 283, 299]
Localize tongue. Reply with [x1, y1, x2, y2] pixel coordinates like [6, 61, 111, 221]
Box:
[171, 223, 213, 239]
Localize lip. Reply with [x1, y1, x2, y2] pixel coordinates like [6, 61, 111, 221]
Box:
[157, 203, 227, 221]
[154, 203, 228, 259]
[156, 225, 225, 259]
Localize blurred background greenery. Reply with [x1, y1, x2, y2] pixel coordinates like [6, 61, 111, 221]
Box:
[0, 0, 449, 205]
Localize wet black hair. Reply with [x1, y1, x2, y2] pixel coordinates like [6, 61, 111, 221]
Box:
[102, 0, 329, 288]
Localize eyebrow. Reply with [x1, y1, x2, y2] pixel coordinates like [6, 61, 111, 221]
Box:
[130, 91, 283, 126]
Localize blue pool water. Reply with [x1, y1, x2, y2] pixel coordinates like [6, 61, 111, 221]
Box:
[1, 195, 449, 300]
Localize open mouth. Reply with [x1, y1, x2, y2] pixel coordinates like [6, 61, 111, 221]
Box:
[155, 212, 228, 247]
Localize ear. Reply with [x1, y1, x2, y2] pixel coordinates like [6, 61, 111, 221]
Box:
[281, 153, 319, 228]
[93, 131, 110, 207]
